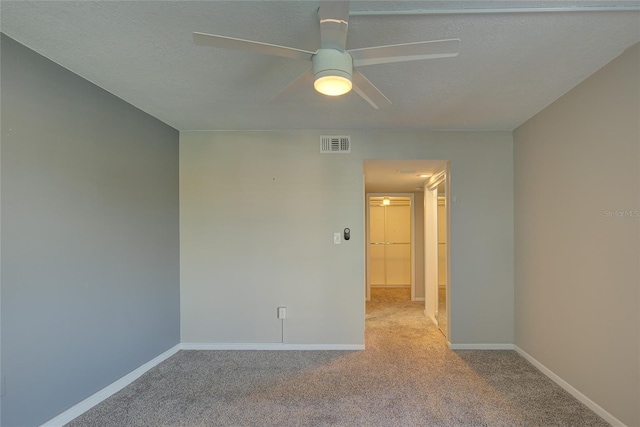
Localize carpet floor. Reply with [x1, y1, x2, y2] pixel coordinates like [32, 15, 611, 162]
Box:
[67, 288, 607, 426]
[437, 286, 447, 336]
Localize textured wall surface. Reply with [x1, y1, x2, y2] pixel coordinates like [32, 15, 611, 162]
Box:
[514, 43, 640, 426]
[1, 35, 180, 427]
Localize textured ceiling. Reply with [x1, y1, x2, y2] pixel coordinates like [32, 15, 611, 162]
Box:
[364, 159, 448, 192]
[1, 1, 639, 131]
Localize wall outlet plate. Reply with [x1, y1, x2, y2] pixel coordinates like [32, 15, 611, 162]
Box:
[277, 307, 287, 319]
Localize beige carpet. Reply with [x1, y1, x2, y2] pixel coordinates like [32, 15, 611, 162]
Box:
[67, 288, 607, 426]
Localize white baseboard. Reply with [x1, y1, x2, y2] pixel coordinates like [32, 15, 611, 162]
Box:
[413, 297, 425, 302]
[449, 343, 515, 350]
[514, 345, 626, 427]
[39, 341, 627, 427]
[423, 311, 438, 325]
[40, 344, 181, 427]
[181, 343, 365, 351]
[39, 341, 364, 426]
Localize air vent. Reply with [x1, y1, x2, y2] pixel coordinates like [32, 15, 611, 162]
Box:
[320, 135, 351, 153]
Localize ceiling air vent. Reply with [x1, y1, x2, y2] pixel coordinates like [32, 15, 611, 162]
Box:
[320, 135, 351, 153]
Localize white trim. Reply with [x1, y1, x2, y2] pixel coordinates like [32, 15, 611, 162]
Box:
[424, 310, 437, 325]
[444, 165, 451, 341]
[39, 341, 364, 426]
[40, 344, 181, 427]
[410, 193, 416, 301]
[449, 343, 515, 350]
[514, 346, 627, 427]
[424, 184, 438, 320]
[181, 343, 365, 351]
[365, 188, 371, 302]
[363, 174, 368, 302]
[426, 171, 446, 191]
[413, 297, 425, 302]
[349, 6, 640, 16]
[53, 341, 620, 427]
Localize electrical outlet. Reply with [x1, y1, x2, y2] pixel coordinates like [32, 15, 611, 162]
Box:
[334, 233, 341, 244]
[277, 307, 287, 319]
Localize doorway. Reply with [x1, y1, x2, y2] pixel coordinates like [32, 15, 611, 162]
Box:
[436, 182, 447, 335]
[363, 159, 450, 337]
[423, 168, 449, 338]
[365, 194, 414, 301]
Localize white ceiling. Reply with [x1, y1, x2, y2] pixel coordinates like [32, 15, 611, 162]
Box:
[364, 159, 448, 192]
[2, 1, 639, 132]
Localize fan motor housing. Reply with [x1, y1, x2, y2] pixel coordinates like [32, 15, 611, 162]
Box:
[312, 49, 353, 81]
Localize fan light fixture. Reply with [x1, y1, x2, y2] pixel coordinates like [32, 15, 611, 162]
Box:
[314, 73, 352, 96]
[192, 0, 461, 109]
[312, 49, 353, 97]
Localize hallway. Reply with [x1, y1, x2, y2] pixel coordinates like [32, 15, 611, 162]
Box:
[366, 287, 439, 349]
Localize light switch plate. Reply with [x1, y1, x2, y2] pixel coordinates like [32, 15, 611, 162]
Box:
[334, 233, 341, 244]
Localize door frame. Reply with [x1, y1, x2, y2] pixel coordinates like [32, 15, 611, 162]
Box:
[423, 167, 450, 337]
[365, 193, 416, 301]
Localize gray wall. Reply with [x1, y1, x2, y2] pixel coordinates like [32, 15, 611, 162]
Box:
[1, 35, 180, 427]
[180, 130, 514, 346]
[514, 43, 639, 426]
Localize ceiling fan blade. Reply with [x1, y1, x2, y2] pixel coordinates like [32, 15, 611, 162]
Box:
[352, 69, 391, 110]
[318, 0, 350, 51]
[270, 68, 314, 103]
[193, 32, 314, 61]
[350, 39, 460, 67]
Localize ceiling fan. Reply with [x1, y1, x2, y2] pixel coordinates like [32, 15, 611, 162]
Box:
[193, 1, 460, 109]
